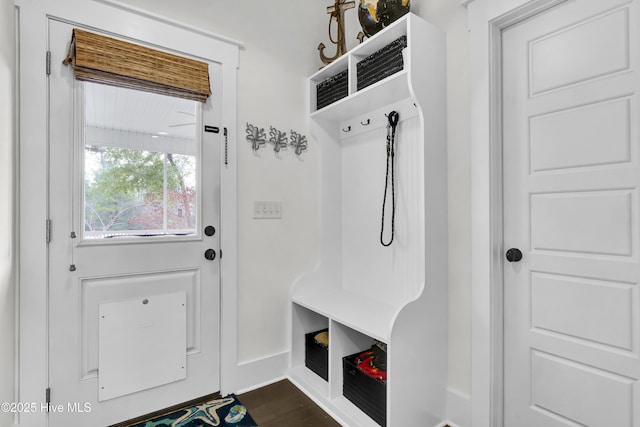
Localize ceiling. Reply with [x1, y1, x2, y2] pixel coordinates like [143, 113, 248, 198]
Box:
[83, 82, 199, 140]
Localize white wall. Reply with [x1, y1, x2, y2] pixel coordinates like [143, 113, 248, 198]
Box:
[417, 0, 471, 398]
[0, 0, 16, 425]
[115, 0, 471, 398]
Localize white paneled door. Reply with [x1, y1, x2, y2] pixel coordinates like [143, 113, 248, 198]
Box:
[503, 0, 640, 425]
[47, 19, 221, 426]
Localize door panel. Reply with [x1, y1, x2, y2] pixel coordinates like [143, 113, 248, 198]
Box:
[530, 350, 634, 426]
[529, 97, 632, 172]
[502, 0, 640, 425]
[531, 272, 635, 350]
[47, 19, 221, 426]
[529, 7, 630, 95]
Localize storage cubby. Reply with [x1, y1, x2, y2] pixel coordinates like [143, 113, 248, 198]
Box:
[291, 304, 330, 396]
[343, 351, 387, 426]
[290, 13, 447, 427]
[305, 328, 329, 381]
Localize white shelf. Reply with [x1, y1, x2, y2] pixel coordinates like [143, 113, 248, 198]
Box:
[289, 365, 329, 397]
[310, 13, 412, 122]
[311, 71, 411, 122]
[309, 14, 408, 88]
[292, 289, 396, 343]
[332, 396, 381, 427]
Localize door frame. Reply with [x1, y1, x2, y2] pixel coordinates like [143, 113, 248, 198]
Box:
[466, 0, 569, 426]
[16, 1, 242, 425]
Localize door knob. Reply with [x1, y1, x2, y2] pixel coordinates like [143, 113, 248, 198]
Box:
[204, 225, 216, 237]
[204, 249, 216, 261]
[505, 248, 523, 262]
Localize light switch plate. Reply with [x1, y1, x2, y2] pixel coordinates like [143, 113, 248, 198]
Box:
[253, 201, 282, 219]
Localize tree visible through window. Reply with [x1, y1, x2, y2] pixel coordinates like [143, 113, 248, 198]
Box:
[84, 147, 196, 237]
[82, 82, 199, 239]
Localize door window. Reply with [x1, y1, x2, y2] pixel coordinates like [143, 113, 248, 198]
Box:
[82, 82, 200, 240]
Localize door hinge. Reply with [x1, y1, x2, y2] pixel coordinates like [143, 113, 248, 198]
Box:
[220, 249, 222, 259]
[46, 51, 51, 76]
[46, 219, 51, 244]
[45, 387, 51, 411]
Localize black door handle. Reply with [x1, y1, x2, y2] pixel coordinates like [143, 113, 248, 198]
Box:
[505, 248, 523, 262]
[204, 249, 216, 261]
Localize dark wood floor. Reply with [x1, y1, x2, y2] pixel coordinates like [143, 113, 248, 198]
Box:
[239, 379, 341, 427]
[118, 378, 451, 426]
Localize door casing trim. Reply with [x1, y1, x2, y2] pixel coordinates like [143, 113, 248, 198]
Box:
[468, 1, 568, 426]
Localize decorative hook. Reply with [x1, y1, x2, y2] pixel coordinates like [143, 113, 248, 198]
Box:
[269, 126, 288, 153]
[246, 123, 267, 151]
[342, 125, 351, 132]
[290, 130, 308, 156]
[360, 119, 370, 126]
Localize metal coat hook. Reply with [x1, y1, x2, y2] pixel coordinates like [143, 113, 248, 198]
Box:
[290, 130, 308, 156]
[361, 119, 371, 126]
[269, 126, 288, 153]
[246, 123, 267, 152]
[342, 125, 351, 132]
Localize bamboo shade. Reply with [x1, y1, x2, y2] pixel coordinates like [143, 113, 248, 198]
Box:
[63, 28, 211, 102]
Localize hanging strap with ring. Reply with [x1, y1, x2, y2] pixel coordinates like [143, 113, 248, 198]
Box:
[380, 110, 399, 247]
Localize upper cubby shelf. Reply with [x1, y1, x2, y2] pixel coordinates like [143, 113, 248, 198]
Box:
[309, 13, 413, 121]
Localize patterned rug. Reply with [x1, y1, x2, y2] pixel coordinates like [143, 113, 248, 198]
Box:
[130, 395, 258, 427]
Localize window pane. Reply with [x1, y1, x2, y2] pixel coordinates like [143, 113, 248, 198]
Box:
[166, 153, 196, 231]
[82, 82, 199, 240]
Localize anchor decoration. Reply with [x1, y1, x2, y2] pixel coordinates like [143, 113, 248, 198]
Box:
[318, 0, 355, 66]
[269, 126, 289, 153]
[246, 123, 267, 152]
[290, 130, 308, 156]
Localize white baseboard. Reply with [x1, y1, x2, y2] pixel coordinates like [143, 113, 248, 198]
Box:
[235, 375, 286, 395]
[446, 386, 471, 427]
[227, 350, 289, 394]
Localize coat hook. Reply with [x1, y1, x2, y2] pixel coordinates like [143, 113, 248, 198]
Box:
[290, 130, 308, 156]
[268, 126, 288, 153]
[246, 123, 267, 151]
[342, 125, 351, 132]
[360, 119, 370, 126]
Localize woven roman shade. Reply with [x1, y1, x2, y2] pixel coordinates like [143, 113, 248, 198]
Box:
[63, 28, 211, 102]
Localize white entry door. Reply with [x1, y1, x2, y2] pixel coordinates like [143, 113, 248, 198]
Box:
[503, 0, 640, 425]
[47, 19, 222, 427]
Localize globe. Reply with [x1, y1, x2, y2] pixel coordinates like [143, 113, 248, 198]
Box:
[358, 0, 410, 38]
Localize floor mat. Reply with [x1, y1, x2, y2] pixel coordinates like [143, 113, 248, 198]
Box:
[128, 394, 258, 427]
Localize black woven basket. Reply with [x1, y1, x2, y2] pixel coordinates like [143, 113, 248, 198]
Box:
[305, 329, 329, 381]
[357, 35, 407, 91]
[343, 352, 386, 426]
[316, 69, 348, 110]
